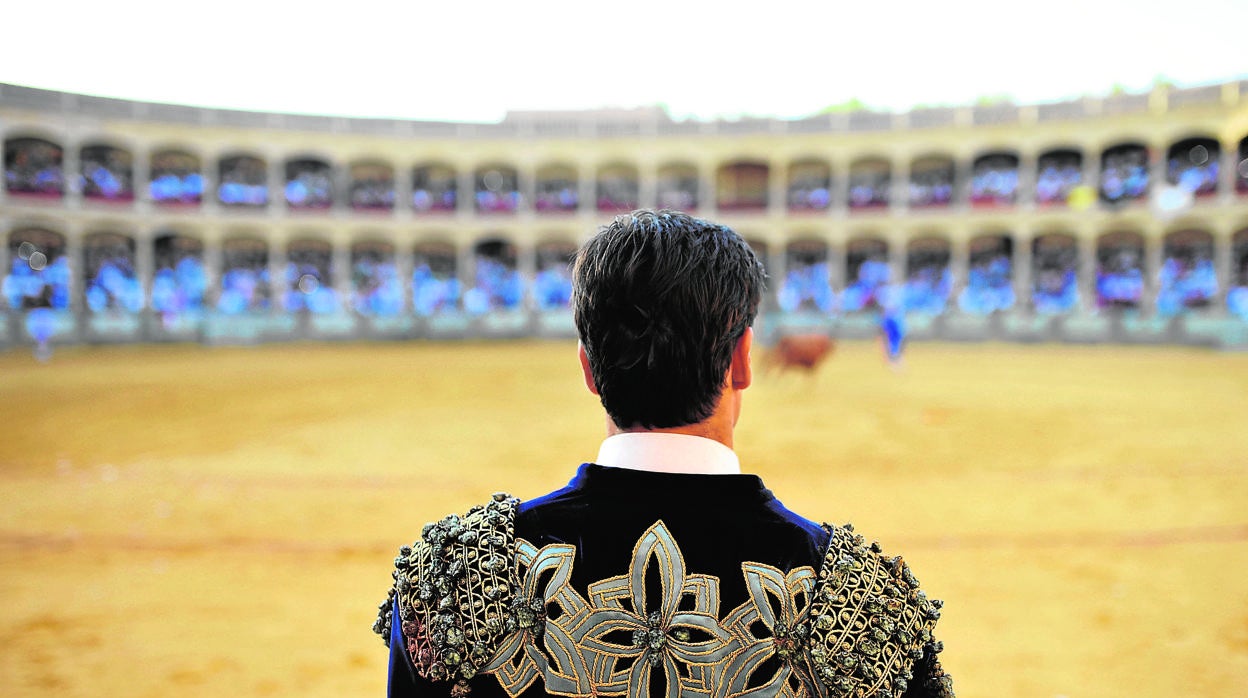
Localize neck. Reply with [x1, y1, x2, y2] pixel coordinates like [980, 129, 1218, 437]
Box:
[605, 389, 741, 449]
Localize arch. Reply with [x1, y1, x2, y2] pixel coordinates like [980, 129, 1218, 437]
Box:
[412, 239, 460, 316]
[218, 236, 271, 313]
[82, 231, 141, 314]
[959, 233, 1015, 314]
[904, 236, 952, 314]
[1165, 136, 1220, 197]
[1035, 148, 1083, 206]
[970, 151, 1019, 207]
[1157, 229, 1217, 314]
[909, 154, 955, 208]
[474, 165, 520, 214]
[1095, 230, 1145, 310]
[284, 156, 334, 210]
[535, 163, 579, 213]
[217, 153, 268, 207]
[786, 158, 831, 211]
[467, 237, 522, 312]
[151, 232, 206, 319]
[1099, 141, 1150, 204]
[348, 160, 395, 211]
[779, 238, 833, 312]
[150, 148, 203, 205]
[716, 160, 769, 211]
[412, 162, 458, 212]
[656, 161, 698, 211]
[4, 227, 70, 310]
[596, 162, 639, 213]
[842, 236, 890, 313]
[4, 136, 64, 198]
[285, 237, 338, 312]
[848, 157, 889, 210]
[79, 143, 134, 202]
[534, 237, 577, 309]
[1031, 233, 1079, 314]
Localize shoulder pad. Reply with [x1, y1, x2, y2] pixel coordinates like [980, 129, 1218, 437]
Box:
[799, 523, 950, 698]
[374, 493, 521, 691]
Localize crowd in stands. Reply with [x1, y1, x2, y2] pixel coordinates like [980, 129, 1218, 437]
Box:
[1035, 152, 1083, 204]
[787, 172, 832, 210]
[4, 245, 71, 310]
[351, 256, 404, 316]
[1229, 255, 1248, 319]
[79, 146, 133, 201]
[656, 177, 698, 211]
[9, 237, 1248, 322]
[596, 174, 639, 213]
[848, 170, 889, 208]
[969, 156, 1019, 206]
[284, 163, 334, 209]
[283, 260, 340, 313]
[1032, 268, 1079, 314]
[958, 250, 1016, 314]
[533, 264, 574, 309]
[411, 262, 461, 316]
[216, 249, 271, 314]
[1156, 253, 1219, 316]
[83, 246, 143, 313]
[839, 258, 891, 312]
[778, 261, 836, 312]
[1167, 143, 1220, 196]
[1095, 249, 1145, 308]
[4, 139, 64, 196]
[150, 247, 207, 325]
[903, 263, 953, 314]
[149, 151, 204, 204]
[463, 256, 524, 313]
[412, 187, 457, 212]
[535, 179, 579, 212]
[908, 166, 955, 207]
[1100, 146, 1150, 203]
[218, 157, 268, 207]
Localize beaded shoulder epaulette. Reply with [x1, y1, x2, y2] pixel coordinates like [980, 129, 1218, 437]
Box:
[374, 495, 954, 698]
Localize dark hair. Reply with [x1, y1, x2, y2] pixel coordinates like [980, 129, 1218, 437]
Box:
[572, 209, 765, 429]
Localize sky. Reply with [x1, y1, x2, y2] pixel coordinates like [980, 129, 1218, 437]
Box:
[2, 0, 1246, 123]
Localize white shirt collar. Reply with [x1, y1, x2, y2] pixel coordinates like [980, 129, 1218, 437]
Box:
[594, 432, 741, 475]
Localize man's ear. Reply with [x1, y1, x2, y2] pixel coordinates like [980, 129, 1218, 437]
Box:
[731, 326, 753, 390]
[578, 342, 600, 395]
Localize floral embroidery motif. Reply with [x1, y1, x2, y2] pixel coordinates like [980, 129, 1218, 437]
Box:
[577, 521, 735, 698]
[376, 498, 953, 698]
[720, 563, 818, 697]
[481, 539, 593, 696]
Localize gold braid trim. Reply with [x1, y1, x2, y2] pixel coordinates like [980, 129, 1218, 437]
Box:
[800, 522, 952, 698]
[374, 493, 520, 697]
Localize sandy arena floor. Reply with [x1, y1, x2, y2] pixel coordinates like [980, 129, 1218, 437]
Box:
[1, 339, 1246, 697]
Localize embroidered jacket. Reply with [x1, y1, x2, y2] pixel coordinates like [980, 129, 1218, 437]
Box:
[375, 464, 953, 698]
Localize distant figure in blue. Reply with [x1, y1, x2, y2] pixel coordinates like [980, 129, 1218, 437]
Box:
[879, 285, 906, 368]
[26, 285, 56, 363]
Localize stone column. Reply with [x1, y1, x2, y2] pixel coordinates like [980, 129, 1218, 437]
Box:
[891, 158, 910, 215]
[770, 159, 787, 216]
[1078, 233, 1098, 312]
[1013, 229, 1033, 310]
[1144, 233, 1164, 315]
[1215, 226, 1233, 308]
[460, 168, 477, 216]
[203, 234, 223, 308]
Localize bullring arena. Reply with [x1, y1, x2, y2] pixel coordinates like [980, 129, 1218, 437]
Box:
[2, 81, 1248, 697]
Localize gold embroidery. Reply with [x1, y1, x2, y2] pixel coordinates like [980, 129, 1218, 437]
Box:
[376, 501, 952, 698]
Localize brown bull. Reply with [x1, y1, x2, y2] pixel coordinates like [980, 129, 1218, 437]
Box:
[762, 333, 836, 373]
